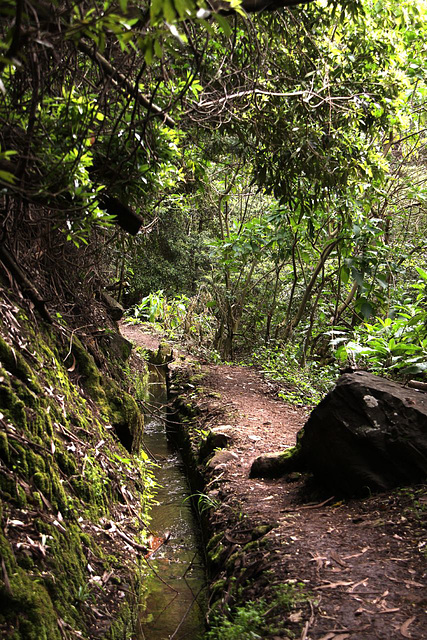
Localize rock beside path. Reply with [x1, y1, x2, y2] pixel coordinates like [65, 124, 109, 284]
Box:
[252, 371, 427, 495]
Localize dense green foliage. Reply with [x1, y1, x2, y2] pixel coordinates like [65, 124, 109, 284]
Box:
[1, 0, 427, 391]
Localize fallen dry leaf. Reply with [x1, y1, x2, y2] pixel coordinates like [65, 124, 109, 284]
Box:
[299, 620, 310, 640]
[288, 610, 303, 623]
[400, 616, 416, 638]
[7, 519, 26, 527]
[299, 496, 335, 509]
[317, 580, 354, 590]
[343, 546, 369, 560]
[404, 580, 424, 588]
[67, 354, 76, 372]
[348, 577, 369, 592]
[330, 551, 347, 568]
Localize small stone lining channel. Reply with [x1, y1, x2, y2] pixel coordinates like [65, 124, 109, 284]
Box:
[138, 363, 206, 640]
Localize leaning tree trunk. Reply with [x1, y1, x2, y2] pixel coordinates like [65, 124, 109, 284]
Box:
[284, 237, 339, 340]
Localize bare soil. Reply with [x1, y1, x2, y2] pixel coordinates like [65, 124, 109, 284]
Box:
[121, 324, 427, 640]
[121, 323, 163, 352]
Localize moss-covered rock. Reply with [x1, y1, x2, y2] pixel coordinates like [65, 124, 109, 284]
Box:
[0, 335, 42, 395]
[150, 341, 173, 365]
[72, 337, 106, 403]
[249, 443, 305, 479]
[104, 378, 144, 453]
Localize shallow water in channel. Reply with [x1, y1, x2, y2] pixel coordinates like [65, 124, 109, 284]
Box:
[138, 366, 206, 640]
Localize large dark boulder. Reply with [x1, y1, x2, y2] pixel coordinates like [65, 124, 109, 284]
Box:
[301, 371, 427, 494]
[251, 371, 427, 495]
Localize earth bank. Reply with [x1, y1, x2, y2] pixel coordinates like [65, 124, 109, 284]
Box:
[0, 292, 167, 639]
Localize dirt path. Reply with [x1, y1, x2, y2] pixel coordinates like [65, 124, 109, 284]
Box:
[121, 324, 427, 640]
[197, 365, 426, 640]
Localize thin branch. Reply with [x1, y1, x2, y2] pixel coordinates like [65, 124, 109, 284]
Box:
[77, 41, 176, 128]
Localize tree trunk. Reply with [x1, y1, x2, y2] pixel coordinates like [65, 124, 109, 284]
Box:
[284, 237, 339, 340]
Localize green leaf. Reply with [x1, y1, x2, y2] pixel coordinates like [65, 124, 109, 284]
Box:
[415, 266, 427, 282]
[213, 14, 232, 37]
[174, 0, 192, 19]
[150, 0, 163, 23]
[361, 301, 373, 319]
[154, 38, 163, 58]
[340, 265, 350, 284]
[0, 170, 15, 184]
[353, 269, 364, 287]
[144, 39, 154, 65]
[163, 0, 177, 23]
[400, 363, 427, 375]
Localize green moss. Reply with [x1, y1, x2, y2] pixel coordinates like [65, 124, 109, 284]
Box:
[208, 539, 227, 567]
[0, 530, 60, 639]
[56, 450, 77, 475]
[242, 540, 260, 553]
[209, 579, 227, 603]
[250, 442, 305, 479]
[13, 444, 29, 474]
[206, 532, 224, 553]
[32, 491, 44, 510]
[27, 450, 46, 474]
[207, 391, 221, 399]
[251, 524, 275, 540]
[69, 339, 144, 453]
[33, 471, 52, 497]
[225, 551, 240, 570]
[0, 384, 28, 429]
[16, 483, 27, 506]
[50, 473, 69, 512]
[0, 336, 42, 395]
[79, 532, 92, 547]
[278, 446, 300, 464]
[71, 338, 106, 403]
[151, 341, 173, 365]
[0, 312, 153, 639]
[189, 373, 206, 384]
[0, 431, 10, 462]
[104, 378, 144, 453]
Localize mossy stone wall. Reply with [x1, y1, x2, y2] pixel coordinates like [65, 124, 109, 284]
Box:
[0, 308, 151, 639]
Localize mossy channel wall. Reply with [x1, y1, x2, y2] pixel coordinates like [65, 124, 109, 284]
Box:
[168, 369, 283, 638]
[0, 296, 154, 639]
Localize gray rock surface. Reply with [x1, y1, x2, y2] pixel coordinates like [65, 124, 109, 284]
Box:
[250, 371, 427, 495]
[299, 371, 427, 494]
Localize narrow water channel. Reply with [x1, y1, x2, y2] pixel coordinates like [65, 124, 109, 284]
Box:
[138, 365, 206, 640]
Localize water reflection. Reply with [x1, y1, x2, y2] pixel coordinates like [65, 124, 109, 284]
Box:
[138, 368, 206, 640]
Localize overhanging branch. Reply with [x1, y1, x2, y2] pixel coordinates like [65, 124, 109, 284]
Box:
[78, 41, 176, 129]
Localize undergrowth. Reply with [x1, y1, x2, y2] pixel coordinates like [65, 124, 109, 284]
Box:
[205, 582, 311, 639]
[246, 344, 337, 406]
